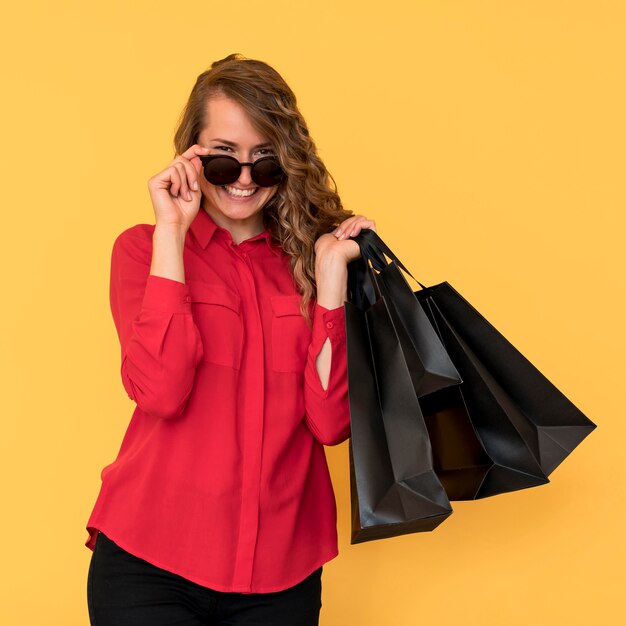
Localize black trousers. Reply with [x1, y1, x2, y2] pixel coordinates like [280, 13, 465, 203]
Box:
[87, 531, 323, 625]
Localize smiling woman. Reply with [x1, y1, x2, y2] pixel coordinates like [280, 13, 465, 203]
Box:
[84, 52, 378, 626]
[195, 97, 281, 211]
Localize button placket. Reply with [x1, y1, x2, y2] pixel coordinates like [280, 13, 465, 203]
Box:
[229, 245, 265, 591]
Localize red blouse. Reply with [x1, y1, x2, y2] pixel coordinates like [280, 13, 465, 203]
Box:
[84, 207, 351, 593]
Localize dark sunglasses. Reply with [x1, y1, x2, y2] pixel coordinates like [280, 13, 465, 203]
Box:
[199, 154, 285, 188]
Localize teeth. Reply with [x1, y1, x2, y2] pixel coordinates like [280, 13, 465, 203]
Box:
[225, 185, 256, 197]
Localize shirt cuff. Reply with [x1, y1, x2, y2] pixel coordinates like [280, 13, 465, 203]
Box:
[311, 302, 345, 346]
[305, 302, 347, 397]
[141, 275, 192, 314]
[314, 302, 345, 339]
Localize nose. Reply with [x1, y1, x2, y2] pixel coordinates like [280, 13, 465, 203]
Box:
[237, 162, 254, 187]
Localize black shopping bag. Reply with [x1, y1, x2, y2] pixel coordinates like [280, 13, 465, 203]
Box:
[415, 281, 597, 499]
[349, 229, 597, 502]
[346, 268, 453, 544]
[347, 229, 462, 413]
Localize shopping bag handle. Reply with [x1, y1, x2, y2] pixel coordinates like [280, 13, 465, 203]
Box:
[346, 228, 428, 308]
[350, 228, 427, 290]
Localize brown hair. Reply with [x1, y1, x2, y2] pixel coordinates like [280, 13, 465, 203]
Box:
[173, 53, 353, 326]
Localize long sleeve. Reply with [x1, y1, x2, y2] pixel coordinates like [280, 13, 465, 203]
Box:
[303, 302, 351, 446]
[109, 228, 204, 420]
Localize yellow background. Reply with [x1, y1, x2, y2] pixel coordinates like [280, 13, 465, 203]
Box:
[1, 1, 624, 624]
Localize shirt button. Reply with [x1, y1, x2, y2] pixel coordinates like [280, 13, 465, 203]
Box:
[326, 321, 334, 329]
[184, 296, 191, 303]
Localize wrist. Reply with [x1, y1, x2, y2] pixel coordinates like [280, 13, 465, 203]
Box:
[154, 223, 187, 244]
[315, 249, 346, 273]
[315, 254, 348, 309]
[151, 224, 187, 282]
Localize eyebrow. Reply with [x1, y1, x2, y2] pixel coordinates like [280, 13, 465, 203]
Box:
[210, 138, 273, 149]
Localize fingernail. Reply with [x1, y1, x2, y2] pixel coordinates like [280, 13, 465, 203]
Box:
[193, 181, 198, 190]
[336, 229, 343, 237]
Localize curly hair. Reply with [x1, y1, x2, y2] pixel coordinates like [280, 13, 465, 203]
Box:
[172, 53, 353, 326]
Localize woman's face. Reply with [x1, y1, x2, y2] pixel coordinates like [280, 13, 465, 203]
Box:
[197, 95, 279, 225]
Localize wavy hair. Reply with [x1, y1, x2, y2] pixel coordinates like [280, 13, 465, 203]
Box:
[173, 53, 353, 326]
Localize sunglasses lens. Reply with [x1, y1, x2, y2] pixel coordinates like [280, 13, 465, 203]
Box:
[203, 157, 240, 185]
[252, 157, 285, 187]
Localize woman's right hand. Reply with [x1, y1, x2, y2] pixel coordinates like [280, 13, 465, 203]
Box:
[147, 144, 211, 230]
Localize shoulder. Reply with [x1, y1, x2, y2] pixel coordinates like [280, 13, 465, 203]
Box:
[111, 223, 155, 264]
[114, 222, 155, 246]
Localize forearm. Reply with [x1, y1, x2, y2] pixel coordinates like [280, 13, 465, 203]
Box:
[315, 252, 348, 309]
[150, 224, 187, 283]
[111, 229, 204, 420]
[314, 253, 348, 390]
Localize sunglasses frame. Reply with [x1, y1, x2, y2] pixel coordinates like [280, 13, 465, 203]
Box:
[199, 154, 285, 188]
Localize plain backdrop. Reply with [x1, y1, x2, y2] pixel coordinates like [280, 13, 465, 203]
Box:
[1, 1, 624, 624]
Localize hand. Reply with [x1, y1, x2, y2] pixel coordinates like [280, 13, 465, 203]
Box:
[315, 215, 378, 264]
[147, 144, 210, 231]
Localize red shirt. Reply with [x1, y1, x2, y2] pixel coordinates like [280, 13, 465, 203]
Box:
[84, 207, 351, 593]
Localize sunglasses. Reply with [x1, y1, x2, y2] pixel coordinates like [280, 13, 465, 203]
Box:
[199, 154, 285, 188]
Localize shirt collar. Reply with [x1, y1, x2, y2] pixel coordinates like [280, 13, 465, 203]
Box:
[189, 208, 282, 257]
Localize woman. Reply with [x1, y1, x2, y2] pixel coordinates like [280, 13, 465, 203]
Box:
[85, 53, 377, 625]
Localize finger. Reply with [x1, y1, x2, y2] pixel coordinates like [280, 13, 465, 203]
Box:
[169, 166, 182, 197]
[172, 163, 189, 200]
[180, 144, 211, 172]
[335, 216, 369, 239]
[333, 216, 360, 237]
[172, 154, 202, 191]
[180, 157, 199, 191]
[173, 162, 192, 201]
[346, 218, 376, 237]
[174, 156, 200, 194]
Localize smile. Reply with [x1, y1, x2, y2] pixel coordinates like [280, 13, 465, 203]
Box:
[224, 185, 258, 197]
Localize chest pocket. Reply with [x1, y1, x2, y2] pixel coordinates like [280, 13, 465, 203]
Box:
[188, 280, 243, 370]
[270, 294, 312, 373]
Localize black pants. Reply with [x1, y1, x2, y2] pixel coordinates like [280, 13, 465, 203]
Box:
[87, 531, 323, 625]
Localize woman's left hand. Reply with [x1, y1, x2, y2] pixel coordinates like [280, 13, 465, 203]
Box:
[315, 215, 377, 264]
